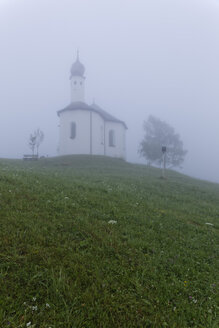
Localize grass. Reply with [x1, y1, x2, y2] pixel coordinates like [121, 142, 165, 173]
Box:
[0, 155, 218, 328]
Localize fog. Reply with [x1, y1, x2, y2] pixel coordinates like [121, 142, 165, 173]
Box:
[0, 0, 219, 182]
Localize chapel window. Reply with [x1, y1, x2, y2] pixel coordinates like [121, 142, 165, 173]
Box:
[109, 130, 115, 147]
[70, 122, 76, 139]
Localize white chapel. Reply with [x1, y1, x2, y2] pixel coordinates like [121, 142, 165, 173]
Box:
[57, 53, 127, 159]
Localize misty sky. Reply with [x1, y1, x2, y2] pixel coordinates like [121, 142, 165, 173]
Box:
[0, 0, 219, 182]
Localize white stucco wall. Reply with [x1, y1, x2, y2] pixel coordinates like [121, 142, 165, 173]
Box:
[105, 122, 126, 159]
[58, 109, 126, 159]
[91, 112, 105, 155]
[70, 76, 85, 102]
[58, 110, 90, 155]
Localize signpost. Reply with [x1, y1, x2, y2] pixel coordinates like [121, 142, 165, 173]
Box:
[162, 146, 167, 178]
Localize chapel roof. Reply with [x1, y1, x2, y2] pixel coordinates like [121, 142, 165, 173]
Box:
[57, 101, 127, 129]
[90, 103, 127, 129]
[70, 52, 85, 78]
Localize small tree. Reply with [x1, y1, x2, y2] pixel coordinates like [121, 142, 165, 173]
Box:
[139, 115, 187, 168]
[35, 128, 44, 156]
[29, 134, 37, 155]
[28, 129, 44, 156]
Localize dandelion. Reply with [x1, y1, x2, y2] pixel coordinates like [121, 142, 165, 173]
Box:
[108, 220, 117, 224]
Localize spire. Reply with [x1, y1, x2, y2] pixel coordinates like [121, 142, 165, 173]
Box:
[70, 51, 85, 78]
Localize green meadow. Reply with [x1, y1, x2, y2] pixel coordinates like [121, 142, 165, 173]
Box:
[0, 155, 218, 328]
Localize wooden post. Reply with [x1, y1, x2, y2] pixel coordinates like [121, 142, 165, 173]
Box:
[162, 146, 167, 178]
[90, 111, 93, 155]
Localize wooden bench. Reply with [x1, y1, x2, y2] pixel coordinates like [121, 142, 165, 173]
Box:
[23, 154, 38, 161]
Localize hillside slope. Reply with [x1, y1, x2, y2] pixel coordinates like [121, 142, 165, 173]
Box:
[0, 156, 218, 328]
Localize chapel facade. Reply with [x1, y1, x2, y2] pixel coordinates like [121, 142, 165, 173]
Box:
[57, 54, 127, 159]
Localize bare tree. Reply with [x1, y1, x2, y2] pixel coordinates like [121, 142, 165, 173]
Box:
[35, 128, 44, 156]
[29, 134, 37, 155]
[28, 129, 44, 157]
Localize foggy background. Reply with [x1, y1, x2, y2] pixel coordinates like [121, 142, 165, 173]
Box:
[0, 0, 219, 182]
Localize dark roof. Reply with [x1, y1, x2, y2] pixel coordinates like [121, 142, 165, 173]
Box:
[57, 102, 90, 114]
[57, 102, 127, 129]
[91, 103, 127, 128]
[70, 59, 85, 78]
[70, 53, 85, 78]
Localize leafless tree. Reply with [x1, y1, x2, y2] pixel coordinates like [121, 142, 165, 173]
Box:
[29, 134, 37, 155]
[35, 128, 44, 156]
[28, 129, 44, 156]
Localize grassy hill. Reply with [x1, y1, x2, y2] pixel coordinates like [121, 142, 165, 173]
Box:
[0, 155, 218, 328]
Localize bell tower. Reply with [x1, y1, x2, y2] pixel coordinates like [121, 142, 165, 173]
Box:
[70, 51, 85, 102]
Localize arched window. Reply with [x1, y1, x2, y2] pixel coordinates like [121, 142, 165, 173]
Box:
[70, 122, 76, 139]
[109, 130, 115, 147]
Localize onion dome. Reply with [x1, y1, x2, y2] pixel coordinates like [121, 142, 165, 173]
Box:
[70, 51, 85, 78]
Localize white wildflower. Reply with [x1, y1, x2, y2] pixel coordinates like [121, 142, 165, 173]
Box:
[205, 223, 214, 226]
[26, 322, 31, 327]
[193, 299, 197, 304]
[32, 297, 36, 301]
[32, 305, 38, 311]
[46, 303, 50, 308]
[64, 196, 69, 199]
[108, 220, 117, 224]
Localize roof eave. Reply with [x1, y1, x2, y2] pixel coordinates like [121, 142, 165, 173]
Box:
[57, 103, 128, 129]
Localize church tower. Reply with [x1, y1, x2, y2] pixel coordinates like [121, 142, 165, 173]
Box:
[70, 51, 85, 102]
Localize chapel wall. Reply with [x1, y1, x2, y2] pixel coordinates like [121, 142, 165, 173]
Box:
[105, 122, 126, 159]
[58, 110, 90, 155]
